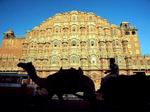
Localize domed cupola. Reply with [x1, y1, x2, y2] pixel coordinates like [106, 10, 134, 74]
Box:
[3, 29, 15, 39]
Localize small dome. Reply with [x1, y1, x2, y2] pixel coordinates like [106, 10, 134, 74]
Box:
[3, 29, 15, 39]
[5, 29, 14, 34]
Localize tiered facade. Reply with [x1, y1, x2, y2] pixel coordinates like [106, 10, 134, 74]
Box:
[0, 11, 150, 89]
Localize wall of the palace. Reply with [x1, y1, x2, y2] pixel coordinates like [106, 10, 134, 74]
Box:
[0, 11, 150, 89]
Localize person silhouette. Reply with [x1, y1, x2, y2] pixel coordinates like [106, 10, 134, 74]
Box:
[97, 58, 119, 94]
[104, 58, 119, 76]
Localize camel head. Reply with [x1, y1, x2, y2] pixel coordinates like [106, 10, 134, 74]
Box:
[17, 62, 35, 72]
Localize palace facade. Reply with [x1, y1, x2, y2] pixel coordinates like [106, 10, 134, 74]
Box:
[0, 11, 150, 89]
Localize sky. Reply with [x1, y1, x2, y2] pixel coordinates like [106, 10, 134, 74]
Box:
[0, 0, 150, 55]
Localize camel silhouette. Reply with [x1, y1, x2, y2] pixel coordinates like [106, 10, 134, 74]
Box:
[98, 72, 150, 109]
[17, 62, 96, 108]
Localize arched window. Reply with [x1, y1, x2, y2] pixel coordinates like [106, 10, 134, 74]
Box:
[89, 16, 93, 20]
[114, 40, 120, 46]
[70, 55, 78, 63]
[38, 44, 43, 49]
[71, 40, 77, 46]
[63, 27, 68, 33]
[89, 26, 94, 32]
[80, 41, 86, 47]
[45, 44, 49, 52]
[55, 26, 61, 33]
[56, 28, 59, 33]
[71, 26, 77, 32]
[47, 28, 52, 32]
[23, 44, 28, 49]
[112, 41, 115, 46]
[53, 41, 60, 47]
[62, 42, 68, 47]
[80, 26, 86, 32]
[90, 40, 96, 46]
[125, 31, 130, 35]
[90, 55, 97, 64]
[71, 15, 77, 21]
[29, 43, 34, 49]
[51, 56, 58, 64]
[116, 41, 119, 46]
[99, 41, 105, 47]
[91, 41, 94, 46]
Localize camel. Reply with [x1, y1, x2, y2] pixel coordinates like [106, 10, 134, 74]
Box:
[17, 62, 96, 106]
[97, 72, 150, 108]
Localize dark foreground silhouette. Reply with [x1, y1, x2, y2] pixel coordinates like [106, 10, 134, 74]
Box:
[97, 72, 150, 110]
[17, 62, 96, 110]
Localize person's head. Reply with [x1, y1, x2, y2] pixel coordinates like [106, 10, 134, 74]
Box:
[110, 58, 115, 64]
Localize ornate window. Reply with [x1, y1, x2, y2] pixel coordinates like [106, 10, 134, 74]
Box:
[125, 31, 130, 35]
[112, 41, 116, 46]
[90, 40, 96, 46]
[51, 56, 58, 64]
[71, 40, 77, 46]
[40, 30, 45, 37]
[53, 41, 60, 47]
[90, 55, 97, 64]
[45, 44, 49, 52]
[38, 44, 43, 49]
[46, 28, 52, 36]
[89, 16, 93, 20]
[80, 41, 86, 47]
[91, 41, 95, 46]
[23, 44, 28, 49]
[99, 41, 104, 47]
[116, 41, 119, 46]
[89, 26, 94, 32]
[54, 26, 61, 33]
[80, 26, 86, 32]
[62, 41, 68, 47]
[63, 27, 68, 33]
[70, 55, 78, 63]
[71, 15, 77, 21]
[55, 28, 59, 33]
[113, 40, 120, 46]
[71, 26, 77, 32]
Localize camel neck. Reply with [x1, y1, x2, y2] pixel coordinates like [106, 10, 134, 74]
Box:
[28, 70, 39, 79]
[27, 70, 45, 87]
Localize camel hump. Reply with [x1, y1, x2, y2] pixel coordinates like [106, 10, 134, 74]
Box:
[53, 67, 83, 78]
[55, 67, 84, 76]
